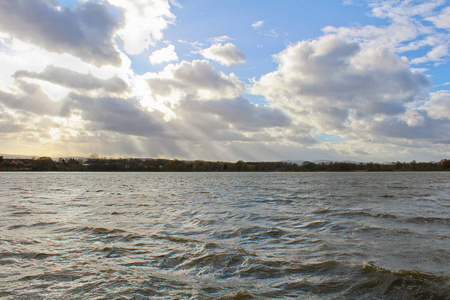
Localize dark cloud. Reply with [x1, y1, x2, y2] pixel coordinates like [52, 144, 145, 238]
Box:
[0, 107, 24, 133]
[177, 98, 291, 131]
[66, 93, 166, 137]
[0, 0, 123, 66]
[0, 80, 67, 116]
[372, 112, 450, 142]
[14, 65, 129, 93]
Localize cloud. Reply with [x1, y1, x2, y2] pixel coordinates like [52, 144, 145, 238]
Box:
[176, 97, 291, 132]
[342, 0, 358, 5]
[423, 91, 450, 120]
[411, 44, 449, 65]
[369, 112, 449, 142]
[66, 93, 166, 138]
[252, 35, 430, 141]
[399, 109, 425, 127]
[0, 0, 447, 162]
[0, 0, 123, 67]
[0, 54, 291, 159]
[143, 59, 292, 144]
[0, 80, 67, 116]
[108, 0, 175, 55]
[252, 20, 264, 29]
[0, 108, 24, 133]
[200, 43, 246, 67]
[251, 20, 280, 38]
[426, 6, 450, 30]
[169, 0, 183, 9]
[323, 0, 449, 65]
[146, 59, 245, 102]
[13, 65, 129, 94]
[149, 44, 178, 65]
[209, 36, 233, 43]
[369, 0, 444, 21]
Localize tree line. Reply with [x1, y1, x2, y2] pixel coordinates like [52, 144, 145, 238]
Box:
[1, 156, 449, 172]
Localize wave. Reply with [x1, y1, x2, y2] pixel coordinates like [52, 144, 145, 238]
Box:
[72, 226, 143, 244]
[361, 261, 447, 279]
[234, 259, 449, 298]
[404, 216, 450, 225]
[337, 211, 398, 219]
[10, 211, 33, 216]
[213, 226, 288, 239]
[151, 234, 201, 244]
[353, 262, 450, 299]
[3, 172, 450, 299]
[178, 252, 246, 271]
[221, 289, 255, 300]
[7, 221, 58, 231]
[300, 220, 330, 229]
[261, 198, 295, 204]
[334, 211, 449, 226]
[265, 261, 449, 298]
[3, 243, 448, 299]
[80, 226, 127, 235]
[0, 251, 60, 260]
[312, 208, 335, 214]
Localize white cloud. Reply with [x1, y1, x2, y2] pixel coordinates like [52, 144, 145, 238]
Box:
[423, 91, 450, 120]
[149, 44, 178, 65]
[323, 0, 450, 65]
[209, 36, 233, 43]
[188, 41, 206, 52]
[169, 0, 183, 9]
[342, 0, 357, 5]
[252, 20, 264, 29]
[252, 35, 431, 144]
[369, 0, 444, 20]
[107, 0, 175, 55]
[146, 59, 246, 103]
[143, 60, 291, 144]
[322, 22, 423, 51]
[200, 43, 246, 67]
[426, 6, 450, 30]
[0, 38, 134, 106]
[411, 44, 449, 64]
[264, 29, 279, 38]
[251, 20, 280, 38]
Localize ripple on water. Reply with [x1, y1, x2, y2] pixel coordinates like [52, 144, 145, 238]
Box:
[0, 172, 449, 299]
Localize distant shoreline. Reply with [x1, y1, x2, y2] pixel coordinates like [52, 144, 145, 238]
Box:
[1, 156, 449, 172]
[1, 170, 450, 173]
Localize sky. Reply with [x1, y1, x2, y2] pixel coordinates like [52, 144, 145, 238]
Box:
[0, 0, 449, 162]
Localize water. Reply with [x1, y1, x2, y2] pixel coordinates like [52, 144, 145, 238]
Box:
[1, 172, 449, 299]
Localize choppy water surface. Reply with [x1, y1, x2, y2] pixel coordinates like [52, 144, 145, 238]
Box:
[1, 172, 449, 299]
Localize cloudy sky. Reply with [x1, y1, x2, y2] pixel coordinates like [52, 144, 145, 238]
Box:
[0, 0, 449, 162]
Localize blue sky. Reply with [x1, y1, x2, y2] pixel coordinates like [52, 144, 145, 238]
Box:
[0, 0, 449, 162]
